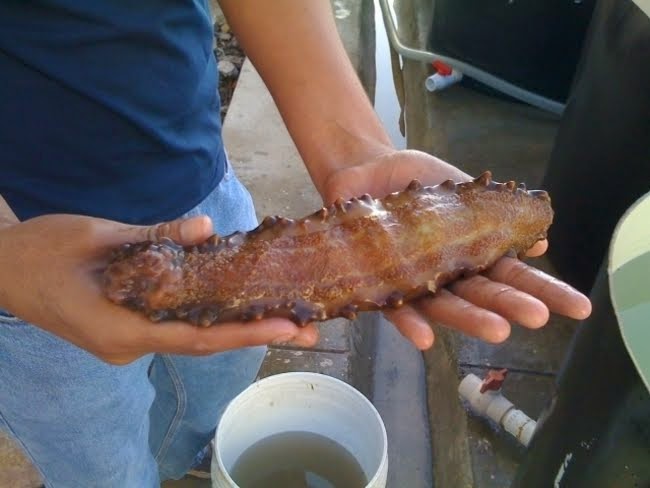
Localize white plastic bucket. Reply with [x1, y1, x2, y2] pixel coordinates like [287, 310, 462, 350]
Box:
[211, 372, 388, 487]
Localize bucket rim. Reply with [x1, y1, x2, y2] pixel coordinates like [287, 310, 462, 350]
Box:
[213, 371, 388, 487]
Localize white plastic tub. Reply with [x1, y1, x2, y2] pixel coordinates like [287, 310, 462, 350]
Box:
[211, 372, 388, 487]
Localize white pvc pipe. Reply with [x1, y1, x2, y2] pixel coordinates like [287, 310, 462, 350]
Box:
[458, 373, 537, 447]
[425, 70, 463, 92]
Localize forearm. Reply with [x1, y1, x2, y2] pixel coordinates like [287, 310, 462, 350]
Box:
[219, 0, 393, 194]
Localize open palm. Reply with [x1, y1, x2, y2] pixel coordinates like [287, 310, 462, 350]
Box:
[322, 149, 592, 349]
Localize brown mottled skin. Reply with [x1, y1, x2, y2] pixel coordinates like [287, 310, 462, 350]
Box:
[102, 171, 554, 326]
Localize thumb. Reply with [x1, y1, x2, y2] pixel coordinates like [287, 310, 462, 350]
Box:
[113, 215, 215, 247]
[525, 239, 548, 258]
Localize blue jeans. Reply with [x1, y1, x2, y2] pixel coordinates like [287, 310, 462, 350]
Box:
[0, 162, 266, 487]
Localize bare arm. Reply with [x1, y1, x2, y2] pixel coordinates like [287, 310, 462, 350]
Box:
[220, 0, 468, 202]
[219, 1, 390, 191]
[219, 0, 465, 201]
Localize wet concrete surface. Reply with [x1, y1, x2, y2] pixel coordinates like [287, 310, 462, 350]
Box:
[370, 315, 433, 488]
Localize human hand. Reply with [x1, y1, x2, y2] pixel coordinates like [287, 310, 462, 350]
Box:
[322, 149, 592, 350]
[0, 211, 318, 365]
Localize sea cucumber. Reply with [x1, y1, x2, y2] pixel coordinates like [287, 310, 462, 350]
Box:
[102, 171, 553, 326]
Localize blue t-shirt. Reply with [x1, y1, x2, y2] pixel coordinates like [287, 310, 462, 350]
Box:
[0, 0, 225, 225]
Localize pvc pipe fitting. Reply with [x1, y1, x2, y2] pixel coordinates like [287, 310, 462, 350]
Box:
[458, 373, 537, 446]
[425, 69, 463, 92]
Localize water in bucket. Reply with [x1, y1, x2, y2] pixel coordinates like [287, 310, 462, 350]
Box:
[229, 430, 368, 487]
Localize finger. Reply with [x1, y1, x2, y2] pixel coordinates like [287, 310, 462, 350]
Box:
[79, 284, 320, 360]
[105, 321, 320, 365]
[384, 305, 435, 350]
[526, 239, 548, 257]
[115, 215, 215, 246]
[448, 275, 549, 329]
[272, 323, 320, 348]
[415, 289, 512, 343]
[142, 317, 313, 356]
[149, 215, 214, 245]
[486, 257, 592, 320]
[83, 285, 301, 355]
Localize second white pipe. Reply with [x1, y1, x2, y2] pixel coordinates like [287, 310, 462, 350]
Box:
[458, 373, 537, 446]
